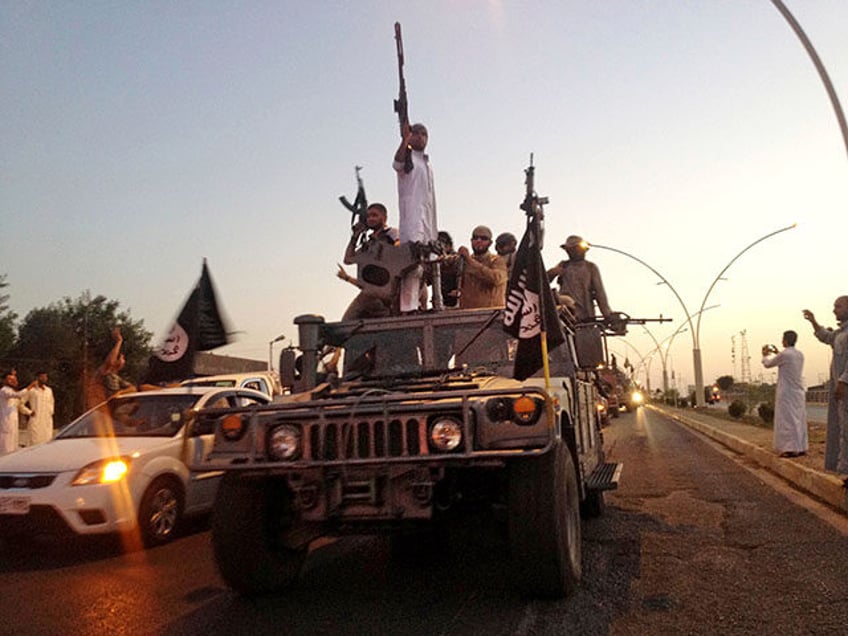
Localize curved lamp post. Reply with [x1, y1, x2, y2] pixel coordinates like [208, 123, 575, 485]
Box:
[642, 304, 719, 395]
[771, 0, 848, 160]
[691, 224, 796, 405]
[591, 224, 794, 407]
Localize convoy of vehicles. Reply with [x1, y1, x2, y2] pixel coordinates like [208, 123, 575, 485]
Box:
[0, 386, 269, 546]
[193, 306, 622, 599]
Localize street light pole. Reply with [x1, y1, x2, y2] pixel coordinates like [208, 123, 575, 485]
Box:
[592, 225, 794, 407]
[770, 0, 848, 161]
[589, 242, 699, 403]
[691, 224, 796, 406]
[268, 333, 286, 371]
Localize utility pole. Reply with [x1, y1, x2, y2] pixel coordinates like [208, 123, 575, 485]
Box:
[739, 330, 752, 384]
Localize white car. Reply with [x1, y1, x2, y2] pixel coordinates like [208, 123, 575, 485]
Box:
[0, 386, 269, 547]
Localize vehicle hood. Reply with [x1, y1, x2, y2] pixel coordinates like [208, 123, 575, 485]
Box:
[0, 436, 175, 473]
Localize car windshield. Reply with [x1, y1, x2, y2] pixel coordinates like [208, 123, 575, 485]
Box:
[341, 317, 573, 379]
[183, 379, 237, 387]
[57, 394, 201, 439]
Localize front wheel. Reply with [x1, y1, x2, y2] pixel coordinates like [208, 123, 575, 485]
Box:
[212, 474, 308, 596]
[138, 476, 184, 547]
[508, 441, 582, 598]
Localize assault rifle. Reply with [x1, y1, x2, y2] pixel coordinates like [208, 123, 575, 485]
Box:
[519, 153, 549, 246]
[393, 22, 413, 174]
[338, 166, 368, 247]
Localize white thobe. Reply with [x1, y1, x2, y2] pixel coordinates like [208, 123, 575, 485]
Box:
[394, 149, 438, 313]
[25, 385, 55, 445]
[0, 386, 30, 455]
[762, 346, 807, 453]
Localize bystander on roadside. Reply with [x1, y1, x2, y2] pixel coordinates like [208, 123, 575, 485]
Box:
[761, 331, 807, 458]
[803, 296, 848, 482]
[0, 370, 36, 455]
[24, 370, 54, 445]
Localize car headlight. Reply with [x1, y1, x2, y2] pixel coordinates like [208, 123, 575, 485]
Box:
[268, 424, 301, 460]
[429, 418, 462, 452]
[630, 391, 644, 404]
[71, 457, 131, 486]
[596, 402, 606, 413]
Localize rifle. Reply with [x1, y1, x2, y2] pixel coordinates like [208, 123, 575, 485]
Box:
[338, 166, 368, 248]
[519, 153, 549, 247]
[393, 22, 413, 174]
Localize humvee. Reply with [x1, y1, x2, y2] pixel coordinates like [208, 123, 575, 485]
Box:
[192, 307, 621, 598]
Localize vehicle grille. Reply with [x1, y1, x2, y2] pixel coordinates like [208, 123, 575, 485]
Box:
[0, 474, 58, 489]
[305, 418, 428, 461]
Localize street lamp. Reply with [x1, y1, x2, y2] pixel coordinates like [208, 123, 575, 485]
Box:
[642, 304, 720, 396]
[771, 0, 848, 160]
[691, 224, 795, 407]
[268, 333, 286, 371]
[591, 224, 794, 407]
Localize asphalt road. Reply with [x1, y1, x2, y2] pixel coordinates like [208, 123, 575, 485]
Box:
[2, 407, 847, 635]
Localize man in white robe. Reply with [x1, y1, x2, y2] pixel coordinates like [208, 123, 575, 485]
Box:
[0, 371, 34, 455]
[761, 330, 807, 457]
[393, 122, 438, 313]
[24, 371, 55, 445]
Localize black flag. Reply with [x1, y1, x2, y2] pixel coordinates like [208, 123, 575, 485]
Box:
[144, 260, 230, 384]
[503, 217, 564, 381]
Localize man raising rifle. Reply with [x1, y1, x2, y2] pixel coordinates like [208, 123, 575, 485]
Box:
[393, 122, 438, 314]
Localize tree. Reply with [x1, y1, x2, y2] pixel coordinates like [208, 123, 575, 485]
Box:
[0, 274, 17, 360]
[715, 375, 735, 391]
[11, 292, 152, 425]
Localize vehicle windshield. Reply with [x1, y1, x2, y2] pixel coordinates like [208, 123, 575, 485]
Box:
[183, 379, 237, 387]
[57, 394, 201, 439]
[341, 316, 573, 379]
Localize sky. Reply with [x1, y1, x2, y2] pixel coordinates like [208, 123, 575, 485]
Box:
[2, 1, 846, 393]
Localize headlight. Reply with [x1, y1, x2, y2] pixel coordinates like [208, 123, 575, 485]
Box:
[268, 424, 301, 460]
[429, 418, 462, 452]
[71, 457, 131, 486]
[596, 402, 606, 413]
[630, 391, 644, 405]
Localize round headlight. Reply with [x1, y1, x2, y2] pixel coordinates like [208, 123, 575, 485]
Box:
[630, 391, 644, 405]
[429, 418, 462, 452]
[268, 424, 301, 460]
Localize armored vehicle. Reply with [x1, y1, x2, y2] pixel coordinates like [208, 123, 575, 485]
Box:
[193, 306, 621, 599]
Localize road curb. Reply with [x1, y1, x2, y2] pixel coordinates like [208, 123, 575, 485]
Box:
[650, 405, 848, 514]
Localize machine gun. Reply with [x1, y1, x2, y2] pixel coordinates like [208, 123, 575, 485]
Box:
[578, 312, 672, 336]
[393, 22, 413, 174]
[338, 166, 368, 248]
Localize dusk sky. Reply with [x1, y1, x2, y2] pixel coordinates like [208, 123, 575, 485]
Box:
[3, 1, 846, 392]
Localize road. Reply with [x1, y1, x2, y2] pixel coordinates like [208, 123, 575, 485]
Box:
[2, 407, 848, 635]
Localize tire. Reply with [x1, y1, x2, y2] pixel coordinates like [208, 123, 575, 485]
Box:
[138, 476, 184, 547]
[508, 440, 582, 598]
[212, 473, 308, 596]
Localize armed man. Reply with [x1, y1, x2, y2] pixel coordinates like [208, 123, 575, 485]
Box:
[547, 235, 615, 324]
[338, 202, 399, 320]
